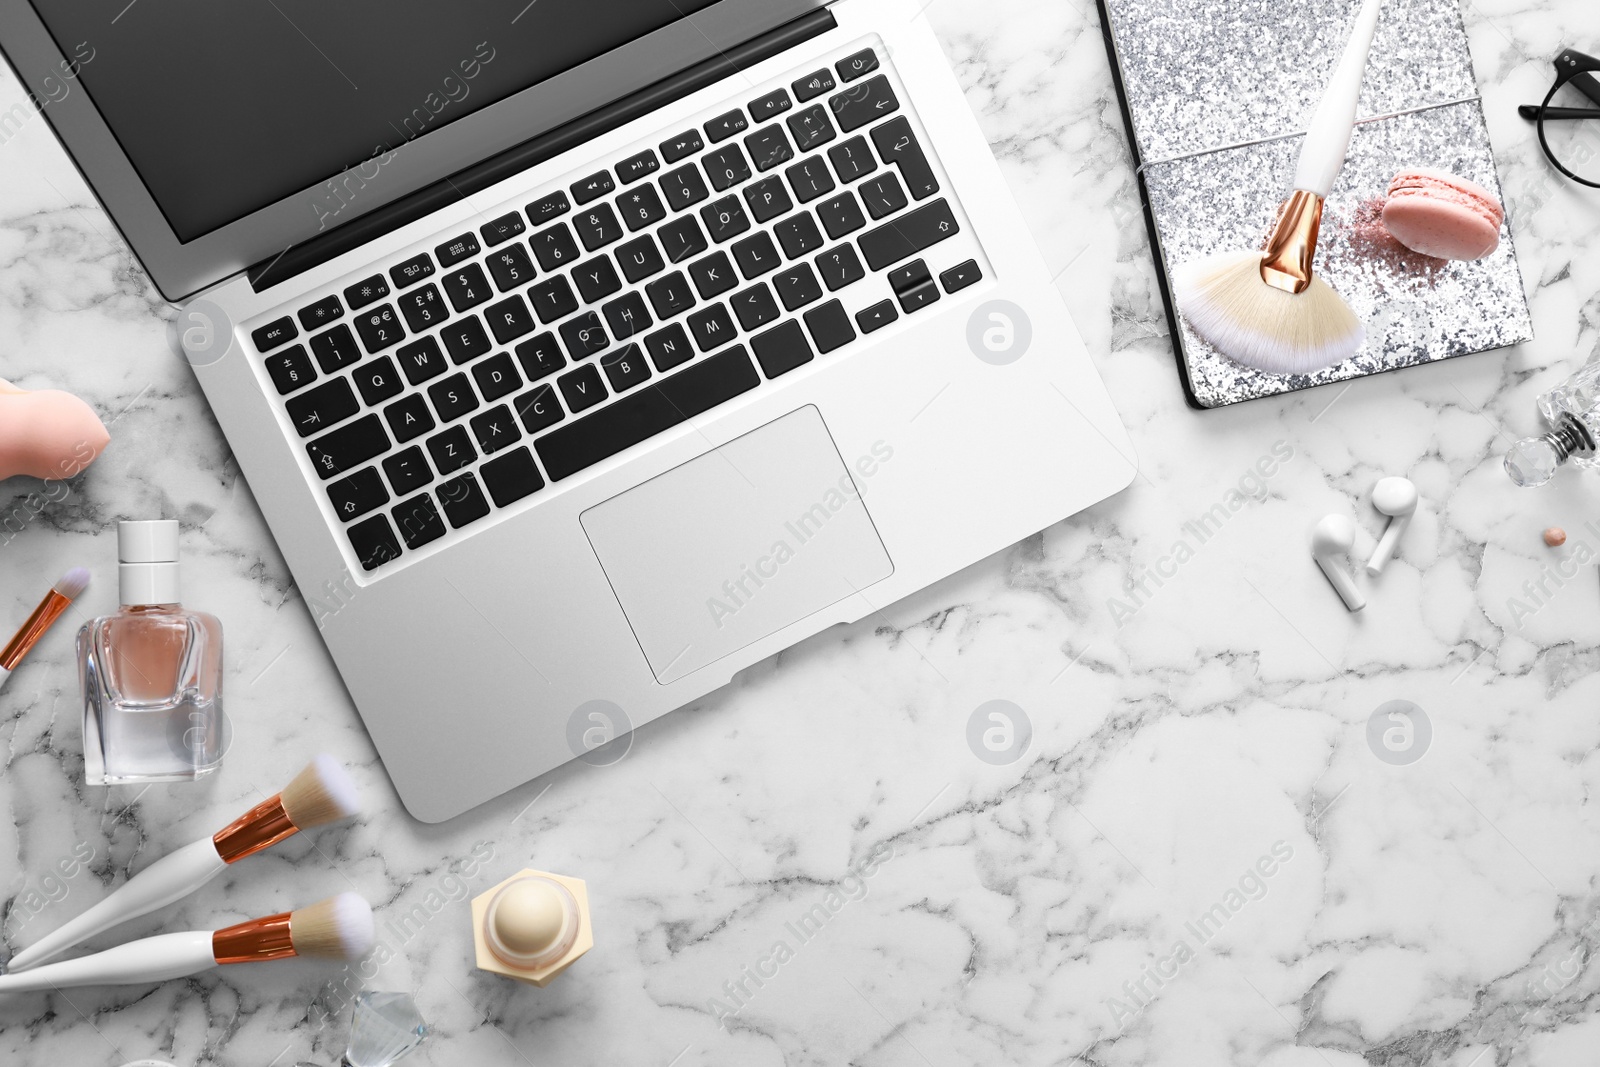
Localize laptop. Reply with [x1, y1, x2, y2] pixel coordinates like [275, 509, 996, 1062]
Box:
[1, 0, 1135, 821]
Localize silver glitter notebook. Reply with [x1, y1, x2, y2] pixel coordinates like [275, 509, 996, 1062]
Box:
[1097, 0, 1534, 408]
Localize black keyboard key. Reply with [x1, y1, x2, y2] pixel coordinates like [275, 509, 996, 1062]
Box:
[526, 191, 571, 225]
[660, 165, 711, 211]
[515, 334, 566, 382]
[384, 394, 436, 443]
[731, 283, 779, 330]
[889, 258, 940, 313]
[529, 276, 580, 324]
[442, 263, 492, 312]
[941, 259, 982, 293]
[705, 109, 748, 143]
[815, 244, 865, 291]
[440, 315, 492, 363]
[328, 466, 389, 522]
[391, 494, 446, 550]
[644, 323, 694, 371]
[828, 136, 877, 183]
[389, 253, 435, 291]
[307, 413, 389, 478]
[743, 176, 794, 223]
[659, 215, 708, 263]
[785, 156, 835, 203]
[773, 263, 823, 310]
[484, 293, 538, 344]
[560, 311, 611, 359]
[435, 232, 480, 267]
[744, 125, 794, 172]
[660, 129, 704, 163]
[437, 472, 491, 528]
[429, 372, 480, 422]
[354, 304, 405, 353]
[396, 336, 449, 385]
[750, 320, 813, 379]
[481, 210, 526, 247]
[537, 347, 760, 481]
[287, 378, 359, 437]
[775, 211, 825, 258]
[817, 191, 867, 238]
[836, 48, 879, 83]
[571, 170, 614, 204]
[574, 203, 624, 251]
[472, 351, 523, 401]
[618, 184, 668, 231]
[601, 292, 652, 340]
[600, 343, 652, 393]
[689, 250, 737, 298]
[803, 299, 854, 353]
[353, 355, 404, 405]
[871, 117, 938, 199]
[347, 514, 401, 571]
[344, 274, 390, 310]
[427, 425, 477, 473]
[297, 295, 344, 331]
[732, 231, 781, 279]
[470, 404, 523, 454]
[687, 302, 737, 351]
[558, 363, 607, 413]
[645, 271, 696, 319]
[265, 344, 316, 395]
[830, 74, 898, 133]
[529, 223, 580, 270]
[749, 88, 792, 122]
[859, 172, 907, 219]
[787, 104, 837, 153]
[514, 383, 564, 433]
[700, 196, 751, 243]
[703, 144, 751, 192]
[856, 299, 897, 334]
[616, 234, 666, 283]
[617, 149, 660, 184]
[397, 283, 449, 332]
[384, 446, 434, 495]
[573, 256, 623, 303]
[793, 68, 836, 101]
[486, 243, 537, 291]
[858, 198, 960, 270]
[309, 323, 362, 373]
[252, 316, 296, 351]
[481, 447, 544, 507]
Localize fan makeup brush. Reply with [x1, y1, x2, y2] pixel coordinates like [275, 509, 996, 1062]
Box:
[1175, 0, 1383, 375]
[0, 567, 90, 692]
[6, 755, 359, 972]
[0, 893, 373, 993]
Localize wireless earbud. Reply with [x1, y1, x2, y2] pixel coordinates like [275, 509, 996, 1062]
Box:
[1312, 514, 1365, 612]
[1366, 476, 1418, 576]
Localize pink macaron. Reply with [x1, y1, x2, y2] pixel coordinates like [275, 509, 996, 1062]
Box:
[1381, 168, 1504, 261]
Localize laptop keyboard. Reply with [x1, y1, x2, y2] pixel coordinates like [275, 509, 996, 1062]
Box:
[248, 44, 984, 574]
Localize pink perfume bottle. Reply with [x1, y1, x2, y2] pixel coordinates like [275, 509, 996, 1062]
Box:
[78, 521, 225, 784]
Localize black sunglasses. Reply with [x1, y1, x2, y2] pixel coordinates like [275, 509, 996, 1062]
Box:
[1520, 48, 1600, 187]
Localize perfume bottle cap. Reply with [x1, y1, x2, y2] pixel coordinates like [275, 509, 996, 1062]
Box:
[117, 520, 181, 605]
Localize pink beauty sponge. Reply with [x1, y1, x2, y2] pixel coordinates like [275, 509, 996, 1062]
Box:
[1381, 168, 1504, 261]
[0, 379, 110, 481]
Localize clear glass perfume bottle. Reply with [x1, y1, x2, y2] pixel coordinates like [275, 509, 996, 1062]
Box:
[1505, 354, 1600, 487]
[78, 521, 225, 784]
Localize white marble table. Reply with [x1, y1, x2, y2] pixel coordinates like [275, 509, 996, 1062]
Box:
[4, 1, 1600, 1064]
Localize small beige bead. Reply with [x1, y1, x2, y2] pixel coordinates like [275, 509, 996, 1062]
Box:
[1544, 527, 1567, 547]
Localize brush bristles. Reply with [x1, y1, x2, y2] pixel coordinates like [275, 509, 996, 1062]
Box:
[52, 567, 90, 600]
[1175, 251, 1365, 375]
[281, 754, 361, 828]
[289, 893, 374, 960]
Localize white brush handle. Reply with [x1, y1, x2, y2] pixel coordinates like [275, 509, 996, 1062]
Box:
[0, 930, 215, 993]
[1293, 0, 1384, 197]
[6, 837, 226, 972]
[0, 666, 9, 691]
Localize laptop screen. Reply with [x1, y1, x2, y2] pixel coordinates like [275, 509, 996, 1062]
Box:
[27, 0, 719, 242]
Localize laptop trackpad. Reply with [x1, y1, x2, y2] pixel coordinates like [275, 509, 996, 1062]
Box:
[581, 406, 894, 684]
